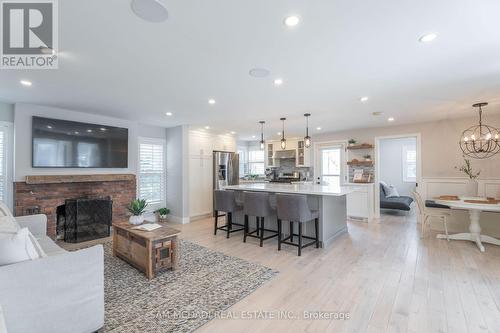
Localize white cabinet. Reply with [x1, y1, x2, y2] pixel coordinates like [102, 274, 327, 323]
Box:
[188, 155, 213, 218]
[296, 140, 312, 167]
[346, 183, 375, 222]
[265, 142, 276, 167]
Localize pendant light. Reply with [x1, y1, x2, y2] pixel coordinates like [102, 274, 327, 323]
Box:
[259, 121, 265, 150]
[280, 117, 287, 150]
[304, 113, 311, 148]
[460, 102, 500, 159]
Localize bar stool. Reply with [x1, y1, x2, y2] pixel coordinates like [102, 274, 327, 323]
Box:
[214, 190, 245, 238]
[276, 193, 320, 256]
[243, 191, 279, 247]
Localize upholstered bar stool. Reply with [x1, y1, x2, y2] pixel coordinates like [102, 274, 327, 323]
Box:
[214, 190, 245, 238]
[243, 191, 279, 247]
[276, 193, 320, 256]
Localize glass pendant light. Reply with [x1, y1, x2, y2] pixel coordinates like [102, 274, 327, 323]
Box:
[259, 121, 265, 150]
[304, 113, 311, 148]
[280, 117, 287, 150]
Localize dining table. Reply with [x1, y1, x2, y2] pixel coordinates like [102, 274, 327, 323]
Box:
[433, 196, 500, 252]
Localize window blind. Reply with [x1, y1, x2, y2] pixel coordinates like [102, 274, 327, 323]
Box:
[0, 130, 4, 202]
[138, 138, 166, 208]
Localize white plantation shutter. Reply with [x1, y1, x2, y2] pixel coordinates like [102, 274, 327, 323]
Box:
[0, 130, 5, 202]
[0, 122, 12, 209]
[138, 138, 166, 208]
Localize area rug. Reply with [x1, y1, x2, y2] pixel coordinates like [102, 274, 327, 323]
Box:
[102, 240, 277, 332]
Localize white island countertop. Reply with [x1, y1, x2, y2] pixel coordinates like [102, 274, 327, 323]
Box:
[224, 183, 354, 196]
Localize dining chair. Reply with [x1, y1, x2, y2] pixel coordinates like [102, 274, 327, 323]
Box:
[412, 191, 450, 241]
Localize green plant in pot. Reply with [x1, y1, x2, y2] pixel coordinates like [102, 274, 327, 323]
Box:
[156, 207, 170, 220]
[363, 154, 372, 161]
[348, 139, 357, 146]
[127, 199, 148, 225]
[455, 158, 480, 197]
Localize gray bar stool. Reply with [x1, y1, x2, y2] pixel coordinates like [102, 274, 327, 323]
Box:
[243, 191, 279, 247]
[276, 193, 319, 256]
[214, 190, 244, 238]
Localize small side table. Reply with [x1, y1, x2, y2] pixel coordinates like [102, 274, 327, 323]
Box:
[112, 222, 181, 279]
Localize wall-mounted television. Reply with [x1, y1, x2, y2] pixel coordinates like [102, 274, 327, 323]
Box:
[32, 116, 129, 168]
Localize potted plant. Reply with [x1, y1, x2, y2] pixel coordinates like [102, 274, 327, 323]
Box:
[156, 207, 170, 220]
[455, 158, 480, 196]
[363, 154, 372, 162]
[348, 139, 357, 147]
[127, 199, 148, 225]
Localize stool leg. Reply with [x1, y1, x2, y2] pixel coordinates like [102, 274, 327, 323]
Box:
[278, 219, 282, 251]
[214, 210, 218, 235]
[256, 217, 260, 236]
[289, 221, 294, 242]
[260, 217, 265, 247]
[226, 212, 232, 239]
[244, 214, 249, 243]
[314, 218, 319, 248]
[298, 223, 302, 256]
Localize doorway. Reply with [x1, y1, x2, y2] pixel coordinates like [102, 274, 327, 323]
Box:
[314, 141, 347, 186]
[374, 134, 421, 217]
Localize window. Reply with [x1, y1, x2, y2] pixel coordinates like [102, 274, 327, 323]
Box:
[138, 138, 166, 210]
[0, 122, 12, 208]
[248, 150, 265, 175]
[403, 145, 417, 182]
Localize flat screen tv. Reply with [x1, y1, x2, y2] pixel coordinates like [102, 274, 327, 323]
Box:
[32, 116, 128, 168]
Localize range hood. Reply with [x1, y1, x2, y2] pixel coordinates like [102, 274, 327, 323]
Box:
[273, 150, 296, 159]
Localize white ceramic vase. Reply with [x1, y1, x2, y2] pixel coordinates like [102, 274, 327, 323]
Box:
[466, 179, 479, 197]
[129, 215, 145, 225]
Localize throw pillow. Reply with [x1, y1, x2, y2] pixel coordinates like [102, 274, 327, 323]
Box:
[385, 185, 400, 198]
[0, 201, 12, 217]
[0, 228, 40, 266]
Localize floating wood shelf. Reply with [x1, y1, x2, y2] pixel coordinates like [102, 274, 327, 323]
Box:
[25, 174, 136, 185]
[347, 144, 374, 150]
[347, 161, 374, 166]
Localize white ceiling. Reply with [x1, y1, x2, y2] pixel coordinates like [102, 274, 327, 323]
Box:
[1, 0, 500, 140]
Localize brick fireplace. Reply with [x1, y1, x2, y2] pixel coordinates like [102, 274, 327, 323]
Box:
[14, 174, 136, 239]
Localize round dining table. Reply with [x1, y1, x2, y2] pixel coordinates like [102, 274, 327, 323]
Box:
[434, 197, 500, 252]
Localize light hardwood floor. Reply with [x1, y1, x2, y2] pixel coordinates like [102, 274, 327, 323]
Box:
[62, 212, 500, 332]
[177, 213, 500, 333]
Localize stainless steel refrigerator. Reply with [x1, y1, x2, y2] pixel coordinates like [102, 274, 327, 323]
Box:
[213, 151, 239, 191]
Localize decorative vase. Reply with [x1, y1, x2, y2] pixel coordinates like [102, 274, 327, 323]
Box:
[129, 215, 144, 225]
[465, 179, 478, 197]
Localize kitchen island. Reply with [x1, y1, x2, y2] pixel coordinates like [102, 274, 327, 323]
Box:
[224, 183, 354, 248]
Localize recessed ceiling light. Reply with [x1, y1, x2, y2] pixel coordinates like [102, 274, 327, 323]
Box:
[277, 132, 281, 135]
[74, 131, 79, 134]
[165, 112, 173, 116]
[131, 0, 168, 22]
[204, 126, 210, 129]
[230, 131, 236, 134]
[360, 96, 369, 102]
[316, 127, 322, 130]
[20, 80, 32, 87]
[100, 128, 106, 131]
[372, 111, 384, 116]
[252, 135, 256, 138]
[208, 99, 216, 105]
[284, 15, 300, 27]
[273, 78, 283, 86]
[249, 68, 270, 78]
[388, 117, 395, 122]
[87, 129, 93, 133]
[46, 125, 52, 129]
[419, 33, 437, 43]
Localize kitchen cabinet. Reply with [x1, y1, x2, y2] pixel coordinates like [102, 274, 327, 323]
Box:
[296, 140, 312, 167]
[189, 155, 213, 219]
[345, 183, 375, 222]
[265, 142, 276, 167]
[265, 138, 312, 168]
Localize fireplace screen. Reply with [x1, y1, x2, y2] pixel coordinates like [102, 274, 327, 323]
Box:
[57, 197, 112, 243]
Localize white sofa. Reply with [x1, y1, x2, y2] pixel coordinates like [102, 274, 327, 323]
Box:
[0, 211, 104, 333]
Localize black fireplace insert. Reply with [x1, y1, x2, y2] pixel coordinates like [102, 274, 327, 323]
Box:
[57, 197, 112, 243]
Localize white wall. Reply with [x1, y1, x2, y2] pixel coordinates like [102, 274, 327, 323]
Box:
[0, 103, 14, 122]
[13, 103, 166, 181]
[379, 137, 416, 196]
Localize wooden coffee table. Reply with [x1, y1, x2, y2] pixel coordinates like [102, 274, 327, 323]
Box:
[112, 222, 181, 279]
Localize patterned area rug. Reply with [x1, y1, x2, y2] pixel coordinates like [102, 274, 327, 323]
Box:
[103, 240, 277, 332]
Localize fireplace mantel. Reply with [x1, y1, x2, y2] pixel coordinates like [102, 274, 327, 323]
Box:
[25, 174, 135, 185]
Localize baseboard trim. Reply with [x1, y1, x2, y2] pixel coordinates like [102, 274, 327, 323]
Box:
[168, 215, 190, 224]
[190, 212, 212, 222]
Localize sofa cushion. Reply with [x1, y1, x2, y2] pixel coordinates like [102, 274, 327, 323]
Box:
[35, 235, 67, 256]
[385, 185, 400, 198]
[0, 216, 20, 233]
[0, 228, 40, 266]
[381, 196, 414, 211]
